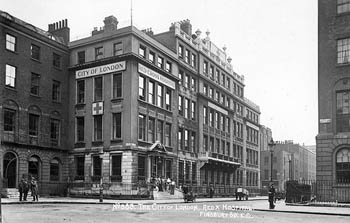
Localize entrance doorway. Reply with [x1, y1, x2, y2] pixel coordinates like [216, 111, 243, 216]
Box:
[28, 156, 41, 180]
[3, 152, 17, 188]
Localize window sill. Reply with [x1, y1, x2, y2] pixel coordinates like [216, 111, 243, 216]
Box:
[111, 139, 123, 143]
[31, 58, 41, 63]
[74, 142, 86, 148]
[52, 100, 62, 104]
[52, 66, 62, 71]
[4, 86, 17, 92]
[30, 94, 41, 98]
[111, 98, 123, 103]
[5, 49, 18, 54]
[92, 141, 103, 146]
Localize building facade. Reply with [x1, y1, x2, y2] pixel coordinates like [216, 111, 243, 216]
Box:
[67, 17, 261, 195]
[0, 10, 70, 195]
[260, 140, 316, 192]
[318, 0, 350, 202]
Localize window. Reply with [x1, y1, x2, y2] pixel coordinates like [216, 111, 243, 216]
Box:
[76, 117, 84, 142]
[209, 109, 214, 127]
[95, 47, 103, 60]
[203, 106, 208, 125]
[157, 85, 163, 107]
[166, 61, 172, 73]
[209, 66, 214, 79]
[165, 88, 171, 111]
[185, 49, 190, 63]
[336, 90, 350, 132]
[191, 54, 196, 67]
[112, 113, 122, 139]
[216, 139, 220, 153]
[203, 135, 208, 151]
[203, 84, 208, 95]
[215, 112, 220, 129]
[113, 42, 123, 56]
[178, 45, 184, 58]
[336, 148, 350, 183]
[203, 61, 208, 74]
[148, 81, 155, 104]
[50, 159, 60, 181]
[215, 91, 219, 101]
[113, 73, 122, 98]
[29, 114, 39, 136]
[93, 115, 103, 141]
[149, 51, 155, 64]
[5, 64, 16, 88]
[185, 162, 190, 180]
[139, 76, 145, 100]
[178, 160, 184, 183]
[75, 156, 85, 180]
[157, 120, 163, 143]
[77, 80, 85, 104]
[138, 114, 146, 141]
[209, 87, 213, 99]
[337, 38, 350, 64]
[191, 101, 196, 120]
[94, 77, 103, 101]
[53, 53, 61, 68]
[191, 132, 196, 152]
[185, 75, 189, 89]
[77, 51, 85, 64]
[210, 137, 214, 152]
[157, 56, 164, 69]
[226, 77, 230, 89]
[4, 109, 16, 132]
[337, 0, 350, 14]
[179, 95, 183, 116]
[28, 156, 40, 180]
[111, 155, 122, 181]
[179, 71, 183, 86]
[216, 70, 220, 83]
[138, 155, 146, 180]
[50, 118, 60, 146]
[6, 34, 16, 51]
[184, 98, 189, 119]
[139, 45, 146, 58]
[92, 156, 102, 178]
[148, 118, 155, 142]
[165, 123, 171, 146]
[184, 130, 189, 151]
[52, 80, 61, 102]
[30, 73, 40, 96]
[226, 117, 230, 133]
[31, 44, 40, 60]
[178, 128, 183, 150]
[191, 77, 196, 91]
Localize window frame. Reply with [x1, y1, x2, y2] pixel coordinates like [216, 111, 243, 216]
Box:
[6, 33, 16, 52]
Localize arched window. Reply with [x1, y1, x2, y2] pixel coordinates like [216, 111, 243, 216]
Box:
[50, 159, 60, 181]
[336, 148, 350, 183]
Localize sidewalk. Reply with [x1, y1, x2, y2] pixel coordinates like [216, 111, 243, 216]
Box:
[2, 196, 350, 216]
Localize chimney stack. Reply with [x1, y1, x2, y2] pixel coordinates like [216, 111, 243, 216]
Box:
[48, 19, 70, 45]
[104, 15, 118, 32]
[180, 19, 192, 36]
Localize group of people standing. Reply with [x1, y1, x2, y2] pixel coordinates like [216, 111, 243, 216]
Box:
[152, 177, 176, 195]
[18, 176, 39, 202]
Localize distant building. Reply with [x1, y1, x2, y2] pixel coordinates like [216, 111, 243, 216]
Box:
[260, 140, 316, 192]
[318, 0, 350, 202]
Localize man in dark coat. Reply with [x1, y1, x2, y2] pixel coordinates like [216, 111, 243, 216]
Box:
[18, 177, 29, 201]
[268, 184, 276, 209]
[30, 177, 39, 201]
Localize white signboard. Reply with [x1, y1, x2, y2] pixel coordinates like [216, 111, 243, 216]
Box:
[76, 61, 126, 79]
[92, 102, 104, 115]
[138, 63, 175, 89]
[208, 102, 228, 116]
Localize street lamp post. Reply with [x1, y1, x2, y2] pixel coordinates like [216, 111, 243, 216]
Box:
[268, 138, 276, 183]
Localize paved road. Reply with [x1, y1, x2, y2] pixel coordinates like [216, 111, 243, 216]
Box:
[2, 201, 350, 223]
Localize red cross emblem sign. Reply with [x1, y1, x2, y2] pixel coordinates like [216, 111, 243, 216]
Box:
[92, 102, 104, 115]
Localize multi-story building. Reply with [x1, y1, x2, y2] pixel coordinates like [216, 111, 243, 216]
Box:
[318, 0, 350, 202]
[260, 140, 316, 192]
[0, 10, 70, 195]
[68, 17, 261, 195]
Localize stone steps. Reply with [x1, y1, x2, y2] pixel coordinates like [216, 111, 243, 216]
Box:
[2, 188, 19, 198]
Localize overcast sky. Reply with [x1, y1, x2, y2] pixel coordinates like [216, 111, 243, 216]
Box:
[2, 0, 318, 145]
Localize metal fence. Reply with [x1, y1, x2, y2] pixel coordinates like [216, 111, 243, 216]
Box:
[285, 180, 350, 203]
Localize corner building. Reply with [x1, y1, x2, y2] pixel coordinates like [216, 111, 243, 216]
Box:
[317, 0, 350, 202]
[68, 17, 261, 196]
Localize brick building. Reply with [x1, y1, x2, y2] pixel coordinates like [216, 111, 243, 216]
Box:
[317, 0, 350, 202]
[0, 10, 70, 195]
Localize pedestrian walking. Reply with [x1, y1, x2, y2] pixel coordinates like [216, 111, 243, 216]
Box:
[30, 177, 39, 201]
[170, 179, 175, 195]
[268, 184, 276, 209]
